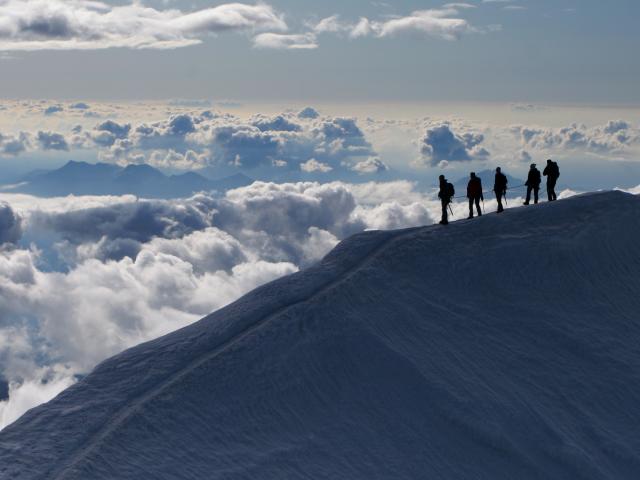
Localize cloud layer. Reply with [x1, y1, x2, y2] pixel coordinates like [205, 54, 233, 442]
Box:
[0, 2, 493, 51]
[0, 180, 433, 429]
[511, 121, 640, 156]
[77, 111, 380, 174]
[0, 1, 287, 50]
[311, 6, 482, 42]
[2, 102, 640, 183]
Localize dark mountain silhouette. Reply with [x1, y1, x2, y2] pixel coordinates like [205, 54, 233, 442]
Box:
[1, 161, 253, 198]
[2, 191, 640, 479]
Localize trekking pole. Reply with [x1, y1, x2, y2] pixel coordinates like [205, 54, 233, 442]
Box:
[448, 203, 454, 217]
[503, 192, 508, 206]
[482, 199, 485, 214]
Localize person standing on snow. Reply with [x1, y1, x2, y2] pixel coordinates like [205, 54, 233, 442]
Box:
[543, 159, 560, 202]
[467, 172, 483, 219]
[438, 174, 455, 225]
[524, 163, 541, 205]
[494, 167, 508, 213]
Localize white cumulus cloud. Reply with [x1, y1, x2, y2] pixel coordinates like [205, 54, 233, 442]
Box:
[0, 1, 287, 51]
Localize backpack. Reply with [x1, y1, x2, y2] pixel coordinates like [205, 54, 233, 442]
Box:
[553, 162, 560, 179]
[495, 173, 507, 190]
[446, 182, 455, 199]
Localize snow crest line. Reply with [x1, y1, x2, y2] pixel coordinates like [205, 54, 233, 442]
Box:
[46, 226, 426, 480]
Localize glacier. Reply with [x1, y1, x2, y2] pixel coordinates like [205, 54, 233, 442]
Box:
[1, 190, 640, 479]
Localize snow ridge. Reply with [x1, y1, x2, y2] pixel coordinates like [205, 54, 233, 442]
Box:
[47, 226, 423, 480]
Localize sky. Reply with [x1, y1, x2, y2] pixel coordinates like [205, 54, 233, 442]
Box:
[1, 0, 640, 429]
[0, 0, 638, 103]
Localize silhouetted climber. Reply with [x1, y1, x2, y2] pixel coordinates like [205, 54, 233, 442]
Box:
[438, 174, 455, 225]
[524, 163, 541, 205]
[543, 159, 560, 201]
[467, 172, 483, 219]
[494, 167, 508, 213]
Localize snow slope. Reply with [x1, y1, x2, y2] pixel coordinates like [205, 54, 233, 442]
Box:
[2, 191, 640, 480]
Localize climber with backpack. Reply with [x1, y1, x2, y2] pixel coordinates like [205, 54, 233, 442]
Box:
[543, 159, 560, 201]
[438, 174, 455, 225]
[467, 172, 483, 219]
[494, 167, 508, 213]
[524, 163, 542, 205]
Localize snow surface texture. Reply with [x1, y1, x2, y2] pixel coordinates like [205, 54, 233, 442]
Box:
[1, 191, 640, 479]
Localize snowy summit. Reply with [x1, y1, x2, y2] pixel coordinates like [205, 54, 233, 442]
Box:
[1, 191, 640, 479]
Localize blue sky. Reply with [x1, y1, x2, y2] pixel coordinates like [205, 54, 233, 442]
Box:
[0, 0, 638, 103]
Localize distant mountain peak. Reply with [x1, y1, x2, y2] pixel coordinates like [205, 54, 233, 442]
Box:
[2, 162, 252, 199]
[116, 164, 165, 180]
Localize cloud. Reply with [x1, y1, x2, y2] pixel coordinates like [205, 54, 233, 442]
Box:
[251, 114, 302, 132]
[37, 131, 69, 151]
[0, 132, 30, 156]
[253, 32, 318, 50]
[69, 102, 90, 110]
[96, 120, 132, 140]
[312, 6, 482, 42]
[0, 372, 74, 429]
[28, 196, 216, 261]
[89, 112, 378, 172]
[1, 110, 374, 170]
[311, 15, 346, 34]
[300, 158, 333, 173]
[352, 200, 430, 231]
[511, 121, 640, 155]
[0, 203, 22, 245]
[298, 107, 320, 119]
[603, 120, 630, 134]
[144, 228, 247, 275]
[351, 157, 388, 174]
[0, 180, 439, 428]
[43, 105, 63, 116]
[372, 8, 476, 40]
[0, 1, 288, 51]
[420, 124, 490, 166]
[443, 3, 477, 8]
[623, 184, 640, 195]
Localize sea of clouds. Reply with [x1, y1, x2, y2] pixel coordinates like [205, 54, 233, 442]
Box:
[0, 180, 441, 428]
